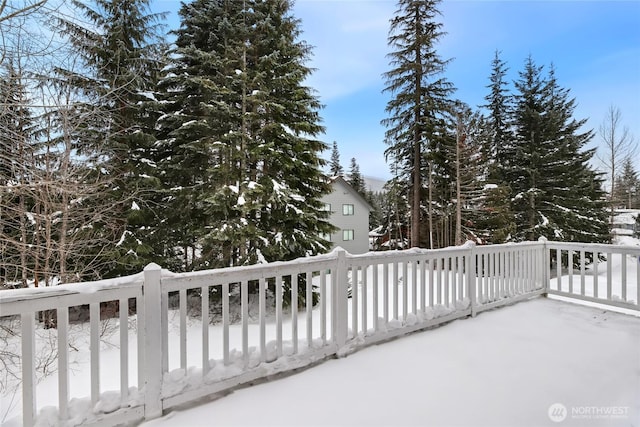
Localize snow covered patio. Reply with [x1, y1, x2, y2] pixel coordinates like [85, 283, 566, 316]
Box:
[140, 297, 640, 427]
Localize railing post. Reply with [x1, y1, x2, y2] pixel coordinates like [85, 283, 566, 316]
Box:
[332, 248, 348, 348]
[538, 237, 549, 296]
[466, 242, 477, 317]
[143, 263, 163, 420]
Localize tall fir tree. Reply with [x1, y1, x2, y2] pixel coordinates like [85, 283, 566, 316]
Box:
[329, 141, 344, 176]
[382, 0, 455, 248]
[156, 0, 332, 270]
[614, 157, 640, 209]
[476, 52, 516, 243]
[482, 50, 513, 184]
[510, 58, 608, 243]
[348, 157, 366, 196]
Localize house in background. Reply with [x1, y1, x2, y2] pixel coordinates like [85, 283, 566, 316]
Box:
[321, 176, 372, 254]
[611, 209, 640, 238]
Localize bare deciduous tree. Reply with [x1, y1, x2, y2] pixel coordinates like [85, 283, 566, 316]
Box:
[598, 105, 637, 225]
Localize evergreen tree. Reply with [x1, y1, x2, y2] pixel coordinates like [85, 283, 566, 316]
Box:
[157, 0, 332, 270]
[366, 189, 385, 233]
[510, 58, 608, 243]
[614, 157, 640, 209]
[329, 141, 344, 176]
[476, 54, 517, 243]
[0, 60, 37, 286]
[348, 157, 366, 196]
[382, 0, 455, 248]
[482, 50, 513, 184]
[379, 177, 410, 249]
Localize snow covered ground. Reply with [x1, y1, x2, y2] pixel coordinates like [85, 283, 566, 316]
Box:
[140, 298, 639, 427]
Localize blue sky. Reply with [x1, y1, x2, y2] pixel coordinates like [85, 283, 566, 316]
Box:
[152, 0, 640, 180]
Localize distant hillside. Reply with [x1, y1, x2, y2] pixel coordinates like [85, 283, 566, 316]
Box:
[364, 176, 387, 193]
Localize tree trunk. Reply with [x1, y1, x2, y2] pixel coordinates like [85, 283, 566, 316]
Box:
[411, 7, 422, 249]
[455, 114, 462, 246]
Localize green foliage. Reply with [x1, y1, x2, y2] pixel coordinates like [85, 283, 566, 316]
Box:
[614, 157, 640, 209]
[382, 0, 455, 248]
[329, 141, 344, 176]
[155, 0, 332, 270]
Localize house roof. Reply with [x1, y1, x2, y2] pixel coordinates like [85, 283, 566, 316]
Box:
[328, 176, 374, 212]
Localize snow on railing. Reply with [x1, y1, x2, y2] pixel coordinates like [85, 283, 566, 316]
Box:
[0, 240, 638, 427]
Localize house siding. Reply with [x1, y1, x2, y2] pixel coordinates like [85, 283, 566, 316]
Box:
[321, 178, 371, 254]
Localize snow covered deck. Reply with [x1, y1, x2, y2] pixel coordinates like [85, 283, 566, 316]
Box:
[141, 298, 639, 427]
[1, 240, 638, 427]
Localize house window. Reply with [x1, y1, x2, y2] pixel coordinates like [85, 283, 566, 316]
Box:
[321, 203, 331, 212]
[319, 232, 331, 242]
[342, 204, 354, 215]
[343, 229, 354, 241]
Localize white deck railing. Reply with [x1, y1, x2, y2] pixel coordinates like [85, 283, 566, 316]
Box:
[0, 240, 638, 426]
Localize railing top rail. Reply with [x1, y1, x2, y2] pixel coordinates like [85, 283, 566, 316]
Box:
[546, 241, 640, 254]
[162, 251, 338, 280]
[0, 273, 144, 306]
[161, 257, 338, 291]
[347, 243, 475, 264]
[472, 241, 544, 252]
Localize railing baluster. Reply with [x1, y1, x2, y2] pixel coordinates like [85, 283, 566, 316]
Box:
[292, 275, 298, 354]
[305, 272, 312, 349]
[556, 249, 562, 292]
[411, 260, 417, 315]
[137, 293, 145, 389]
[119, 298, 129, 404]
[21, 312, 36, 427]
[320, 270, 327, 344]
[201, 286, 209, 376]
[90, 303, 100, 406]
[372, 264, 379, 332]
[161, 289, 169, 373]
[260, 277, 267, 360]
[580, 250, 586, 296]
[607, 253, 612, 300]
[420, 259, 427, 312]
[444, 257, 450, 307]
[621, 254, 627, 301]
[352, 266, 358, 336]
[180, 289, 187, 370]
[568, 250, 574, 294]
[501, 252, 507, 296]
[489, 253, 495, 301]
[242, 280, 249, 365]
[362, 265, 368, 334]
[437, 257, 442, 305]
[458, 255, 464, 302]
[393, 261, 399, 320]
[593, 251, 599, 298]
[468, 250, 477, 317]
[222, 283, 230, 365]
[429, 258, 434, 308]
[528, 249, 533, 291]
[58, 307, 69, 420]
[275, 276, 283, 357]
[383, 262, 389, 322]
[402, 261, 408, 319]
